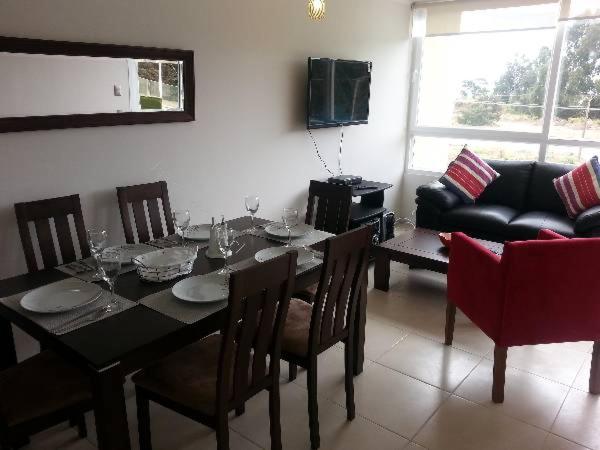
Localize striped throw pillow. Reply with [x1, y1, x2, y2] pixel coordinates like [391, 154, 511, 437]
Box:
[439, 148, 500, 203]
[553, 156, 600, 218]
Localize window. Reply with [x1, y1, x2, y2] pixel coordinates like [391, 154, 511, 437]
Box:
[408, 0, 600, 172]
[411, 137, 538, 172]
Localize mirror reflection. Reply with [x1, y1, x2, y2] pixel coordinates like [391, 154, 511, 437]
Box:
[0, 52, 185, 118]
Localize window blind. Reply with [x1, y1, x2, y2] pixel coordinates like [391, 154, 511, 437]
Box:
[414, 0, 560, 35]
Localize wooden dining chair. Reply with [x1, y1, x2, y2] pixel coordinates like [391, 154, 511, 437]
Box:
[283, 226, 371, 449]
[116, 181, 175, 244]
[14, 194, 90, 273]
[305, 180, 353, 235]
[0, 351, 92, 449]
[133, 251, 298, 450]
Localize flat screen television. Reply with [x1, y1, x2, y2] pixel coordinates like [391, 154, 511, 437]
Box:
[307, 58, 372, 129]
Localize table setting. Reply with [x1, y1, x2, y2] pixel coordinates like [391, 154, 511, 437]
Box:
[3, 198, 332, 336]
[137, 200, 328, 325]
[1, 250, 136, 335]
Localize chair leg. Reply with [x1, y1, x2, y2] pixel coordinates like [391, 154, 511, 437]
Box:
[289, 363, 298, 382]
[344, 341, 355, 421]
[444, 302, 456, 346]
[269, 381, 282, 450]
[492, 345, 508, 403]
[216, 414, 230, 450]
[136, 389, 152, 450]
[307, 360, 320, 449]
[589, 341, 600, 395]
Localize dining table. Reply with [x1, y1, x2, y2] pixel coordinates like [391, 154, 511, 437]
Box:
[0, 216, 367, 450]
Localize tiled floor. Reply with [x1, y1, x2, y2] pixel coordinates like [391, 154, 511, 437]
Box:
[14, 262, 599, 449]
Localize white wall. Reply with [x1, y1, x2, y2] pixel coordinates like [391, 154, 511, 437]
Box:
[0, 53, 130, 117]
[0, 0, 412, 278]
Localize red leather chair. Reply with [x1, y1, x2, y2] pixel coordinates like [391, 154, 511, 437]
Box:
[445, 229, 600, 403]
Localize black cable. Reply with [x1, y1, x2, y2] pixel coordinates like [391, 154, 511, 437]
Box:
[308, 129, 334, 176]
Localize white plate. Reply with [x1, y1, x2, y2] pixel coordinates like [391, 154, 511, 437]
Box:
[104, 244, 155, 264]
[172, 273, 229, 303]
[133, 247, 197, 269]
[255, 246, 314, 266]
[265, 223, 313, 239]
[184, 224, 211, 241]
[20, 279, 102, 314]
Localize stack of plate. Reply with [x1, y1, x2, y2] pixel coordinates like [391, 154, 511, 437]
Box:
[133, 247, 198, 282]
[264, 223, 313, 240]
[20, 279, 102, 314]
[171, 273, 229, 303]
[255, 246, 314, 266]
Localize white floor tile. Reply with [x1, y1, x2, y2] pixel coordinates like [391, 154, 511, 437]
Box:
[414, 395, 548, 450]
[455, 359, 569, 430]
[330, 361, 449, 439]
[378, 333, 482, 392]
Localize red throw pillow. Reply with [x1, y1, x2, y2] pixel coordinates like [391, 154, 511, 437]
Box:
[440, 148, 500, 203]
[553, 156, 600, 218]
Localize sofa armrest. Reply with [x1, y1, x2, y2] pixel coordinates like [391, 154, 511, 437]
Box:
[575, 205, 600, 234]
[416, 181, 461, 211]
[447, 232, 504, 340]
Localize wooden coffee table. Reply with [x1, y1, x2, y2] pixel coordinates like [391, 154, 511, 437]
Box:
[373, 228, 504, 291]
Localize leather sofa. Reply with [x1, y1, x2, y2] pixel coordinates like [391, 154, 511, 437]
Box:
[416, 160, 600, 242]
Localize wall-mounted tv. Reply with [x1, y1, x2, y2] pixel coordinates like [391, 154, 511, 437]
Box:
[307, 57, 372, 129]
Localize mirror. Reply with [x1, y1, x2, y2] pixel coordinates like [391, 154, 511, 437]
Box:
[0, 36, 194, 133]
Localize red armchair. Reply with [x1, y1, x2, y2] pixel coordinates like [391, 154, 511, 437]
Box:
[445, 229, 600, 403]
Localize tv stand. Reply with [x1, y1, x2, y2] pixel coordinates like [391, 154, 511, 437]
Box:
[348, 180, 393, 243]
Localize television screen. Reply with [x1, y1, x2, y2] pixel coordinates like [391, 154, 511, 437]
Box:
[307, 58, 372, 129]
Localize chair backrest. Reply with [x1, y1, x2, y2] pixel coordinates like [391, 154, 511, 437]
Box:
[309, 226, 371, 353]
[499, 237, 600, 346]
[305, 180, 353, 234]
[218, 251, 297, 411]
[116, 181, 175, 244]
[14, 194, 90, 273]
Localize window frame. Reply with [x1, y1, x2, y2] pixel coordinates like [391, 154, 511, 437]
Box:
[406, 3, 600, 175]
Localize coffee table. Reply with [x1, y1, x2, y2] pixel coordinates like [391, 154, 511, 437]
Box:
[373, 228, 504, 291]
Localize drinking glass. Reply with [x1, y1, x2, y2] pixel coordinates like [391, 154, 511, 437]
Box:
[244, 195, 260, 231]
[173, 210, 191, 245]
[282, 208, 299, 247]
[216, 225, 237, 275]
[87, 229, 108, 280]
[98, 250, 121, 313]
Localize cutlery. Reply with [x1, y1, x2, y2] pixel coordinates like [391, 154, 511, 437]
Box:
[65, 262, 86, 273]
[78, 260, 96, 271]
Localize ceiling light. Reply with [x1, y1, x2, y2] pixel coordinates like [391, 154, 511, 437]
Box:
[308, 0, 326, 21]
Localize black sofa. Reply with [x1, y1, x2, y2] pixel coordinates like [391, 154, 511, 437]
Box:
[416, 160, 600, 242]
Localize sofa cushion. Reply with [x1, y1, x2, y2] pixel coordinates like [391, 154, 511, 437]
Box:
[553, 156, 600, 218]
[527, 162, 572, 215]
[440, 148, 500, 203]
[442, 204, 519, 236]
[477, 160, 534, 211]
[508, 211, 575, 240]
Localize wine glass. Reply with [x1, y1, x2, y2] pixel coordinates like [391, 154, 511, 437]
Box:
[173, 210, 191, 245]
[282, 208, 299, 247]
[98, 250, 121, 313]
[244, 195, 260, 231]
[216, 225, 236, 275]
[87, 229, 108, 280]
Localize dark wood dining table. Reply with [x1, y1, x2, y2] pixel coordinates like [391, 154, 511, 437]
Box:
[0, 216, 367, 450]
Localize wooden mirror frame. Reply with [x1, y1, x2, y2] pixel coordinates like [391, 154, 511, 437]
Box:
[0, 36, 195, 133]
